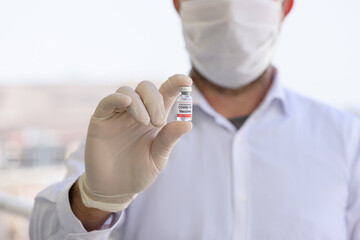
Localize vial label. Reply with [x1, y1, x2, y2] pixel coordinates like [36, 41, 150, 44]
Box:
[177, 101, 192, 122]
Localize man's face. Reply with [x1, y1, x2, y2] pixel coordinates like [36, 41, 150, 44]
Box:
[175, 0, 294, 89]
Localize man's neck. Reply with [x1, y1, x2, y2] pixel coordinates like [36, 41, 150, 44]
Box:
[191, 66, 275, 119]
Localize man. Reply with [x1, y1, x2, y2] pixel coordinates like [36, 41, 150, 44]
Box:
[30, 0, 360, 239]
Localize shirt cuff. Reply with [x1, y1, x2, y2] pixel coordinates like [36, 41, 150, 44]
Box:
[56, 177, 124, 239]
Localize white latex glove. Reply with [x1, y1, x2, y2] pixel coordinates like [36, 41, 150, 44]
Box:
[78, 74, 193, 212]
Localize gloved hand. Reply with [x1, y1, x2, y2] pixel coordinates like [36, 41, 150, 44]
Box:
[78, 74, 193, 212]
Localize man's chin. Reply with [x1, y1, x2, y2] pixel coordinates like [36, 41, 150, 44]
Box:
[190, 66, 274, 95]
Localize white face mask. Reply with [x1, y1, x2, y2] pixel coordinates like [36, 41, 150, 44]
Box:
[180, 0, 283, 89]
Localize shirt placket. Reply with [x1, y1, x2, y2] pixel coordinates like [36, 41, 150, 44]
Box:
[232, 129, 251, 240]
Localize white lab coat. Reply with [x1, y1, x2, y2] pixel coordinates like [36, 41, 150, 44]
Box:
[30, 74, 360, 240]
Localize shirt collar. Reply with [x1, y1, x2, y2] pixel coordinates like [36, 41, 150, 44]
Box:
[191, 83, 217, 117]
[258, 69, 289, 116]
[191, 68, 289, 121]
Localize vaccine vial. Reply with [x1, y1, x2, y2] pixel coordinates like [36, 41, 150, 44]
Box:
[177, 86, 192, 122]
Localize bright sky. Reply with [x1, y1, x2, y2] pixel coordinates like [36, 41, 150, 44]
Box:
[0, 0, 359, 110]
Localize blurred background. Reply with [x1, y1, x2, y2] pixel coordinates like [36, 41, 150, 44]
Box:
[0, 0, 359, 239]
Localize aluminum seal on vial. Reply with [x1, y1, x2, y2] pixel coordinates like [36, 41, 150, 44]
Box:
[177, 86, 192, 122]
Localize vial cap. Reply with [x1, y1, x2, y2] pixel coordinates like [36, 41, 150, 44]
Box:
[179, 86, 192, 92]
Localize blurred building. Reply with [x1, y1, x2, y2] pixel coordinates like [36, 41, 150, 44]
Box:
[0, 129, 65, 168]
[0, 84, 125, 168]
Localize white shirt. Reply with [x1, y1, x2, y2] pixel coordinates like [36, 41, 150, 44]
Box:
[30, 74, 360, 240]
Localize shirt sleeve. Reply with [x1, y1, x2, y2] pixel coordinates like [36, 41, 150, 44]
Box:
[345, 116, 360, 240]
[29, 140, 124, 240]
[64, 139, 87, 179]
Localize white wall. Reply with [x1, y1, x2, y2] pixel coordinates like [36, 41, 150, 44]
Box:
[273, 0, 360, 110]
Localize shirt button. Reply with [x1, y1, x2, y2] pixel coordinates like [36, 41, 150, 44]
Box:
[238, 138, 244, 144]
[238, 194, 247, 202]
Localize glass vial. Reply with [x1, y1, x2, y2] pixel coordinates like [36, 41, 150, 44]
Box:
[177, 86, 192, 122]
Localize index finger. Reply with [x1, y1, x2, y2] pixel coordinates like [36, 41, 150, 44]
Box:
[159, 74, 193, 114]
[92, 93, 132, 121]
